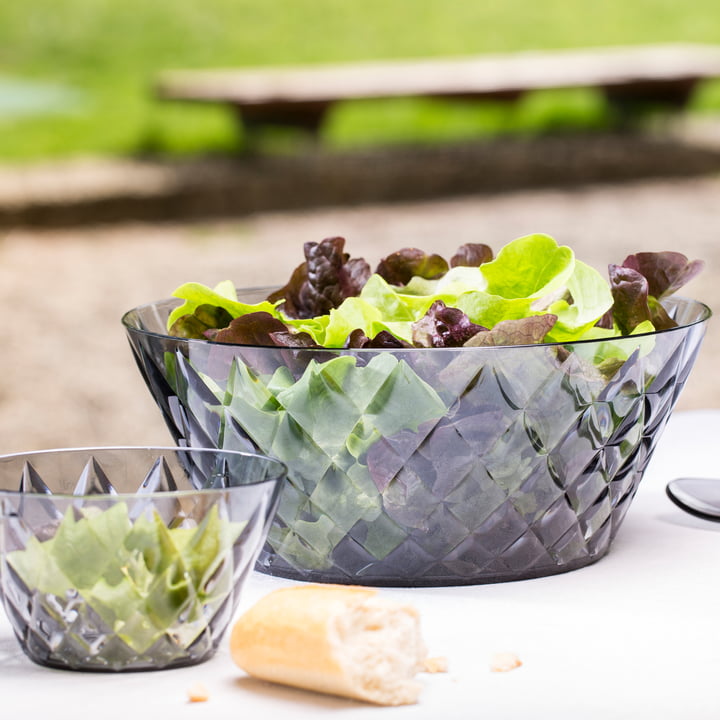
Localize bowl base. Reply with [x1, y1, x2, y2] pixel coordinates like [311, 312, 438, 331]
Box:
[254, 550, 609, 587]
[20, 647, 217, 673]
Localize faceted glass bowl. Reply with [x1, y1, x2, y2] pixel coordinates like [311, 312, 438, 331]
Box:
[123, 290, 710, 587]
[0, 446, 285, 671]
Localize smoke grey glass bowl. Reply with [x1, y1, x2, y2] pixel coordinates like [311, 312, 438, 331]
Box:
[0, 446, 285, 671]
[123, 291, 710, 587]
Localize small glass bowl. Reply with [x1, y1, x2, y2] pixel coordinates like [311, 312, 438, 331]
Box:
[0, 446, 285, 672]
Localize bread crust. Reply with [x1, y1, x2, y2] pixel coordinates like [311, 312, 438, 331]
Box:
[230, 584, 426, 705]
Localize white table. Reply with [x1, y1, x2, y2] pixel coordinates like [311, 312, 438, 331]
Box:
[3, 409, 720, 719]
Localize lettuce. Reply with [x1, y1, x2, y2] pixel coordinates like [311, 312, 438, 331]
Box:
[544, 260, 614, 342]
[267, 236, 371, 319]
[168, 280, 280, 331]
[8, 503, 245, 653]
[166, 234, 701, 350]
[375, 247, 449, 285]
[479, 233, 575, 299]
[210, 353, 446, 563]
[621, 251, 703, 299]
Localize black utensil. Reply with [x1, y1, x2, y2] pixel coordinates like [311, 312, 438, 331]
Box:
[666, 477, 720, 522]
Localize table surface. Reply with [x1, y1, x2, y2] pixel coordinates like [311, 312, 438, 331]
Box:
[3, 409, 720, 719]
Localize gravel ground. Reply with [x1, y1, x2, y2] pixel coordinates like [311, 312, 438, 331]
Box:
[0, 174, 718, 453]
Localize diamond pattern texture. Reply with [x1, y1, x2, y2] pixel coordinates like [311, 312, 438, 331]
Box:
[124, 295, 710, 587]
[0, 447, 283, 671]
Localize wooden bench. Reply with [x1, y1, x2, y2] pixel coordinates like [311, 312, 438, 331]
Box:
[155, 44, 720, 138]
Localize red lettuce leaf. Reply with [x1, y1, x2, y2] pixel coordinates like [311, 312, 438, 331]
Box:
[267, 236, 371, 319]
[344, 329, 413, 348]
[267, 330, 322, 348]
[412, 300, 487, 347]
[464, 315, 557, 347]
[450, 243, 494, 267]
[621, 251, 704, 299]
[210, 312, 319, 347]
[595, 308, 614, 330]
[375, 248, 449, 286]
[607, 265, 653, 335]
[648, 299, 677, 331]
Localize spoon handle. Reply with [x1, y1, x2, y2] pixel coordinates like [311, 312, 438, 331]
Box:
[666, 477, 720, 522]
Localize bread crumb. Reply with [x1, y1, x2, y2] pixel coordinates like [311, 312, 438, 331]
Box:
[423, 656, 449, 673]
[187, 682, 210, 703]
[490, 652, 522, 672]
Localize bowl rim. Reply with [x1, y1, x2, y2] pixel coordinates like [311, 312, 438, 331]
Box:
[0, 445, 287, 501]
[121, 289, 713, 352]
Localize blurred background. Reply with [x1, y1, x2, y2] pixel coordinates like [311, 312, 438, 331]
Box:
[0, 0, 718, 451]
[3, 0, 720, 159]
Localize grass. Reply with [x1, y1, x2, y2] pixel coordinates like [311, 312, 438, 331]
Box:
[2, 0, 720, 162]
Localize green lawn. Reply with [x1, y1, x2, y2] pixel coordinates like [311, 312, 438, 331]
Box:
[2, 0, 720, 161]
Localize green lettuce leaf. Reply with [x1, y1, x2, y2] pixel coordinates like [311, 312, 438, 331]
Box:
[544, 259, 614, 342]
[209, 353, 447, 561]
[480, 233, 575, 299]
[7, 503, 245, 654]
[168, 281, 280, 329]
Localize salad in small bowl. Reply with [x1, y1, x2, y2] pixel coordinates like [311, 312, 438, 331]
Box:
[122, 233, 710, 586]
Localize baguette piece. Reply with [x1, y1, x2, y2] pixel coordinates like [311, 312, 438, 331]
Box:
[230, 584, 428, 706]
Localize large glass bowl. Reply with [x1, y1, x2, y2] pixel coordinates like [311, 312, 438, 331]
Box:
[0, 446, 285, 671]
[122, 290, 710, 587]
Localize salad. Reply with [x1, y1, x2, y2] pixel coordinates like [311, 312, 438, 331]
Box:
[8, 503, 245, 654]
[154, 234, 704, 578]
[166, 233, 703, 349]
